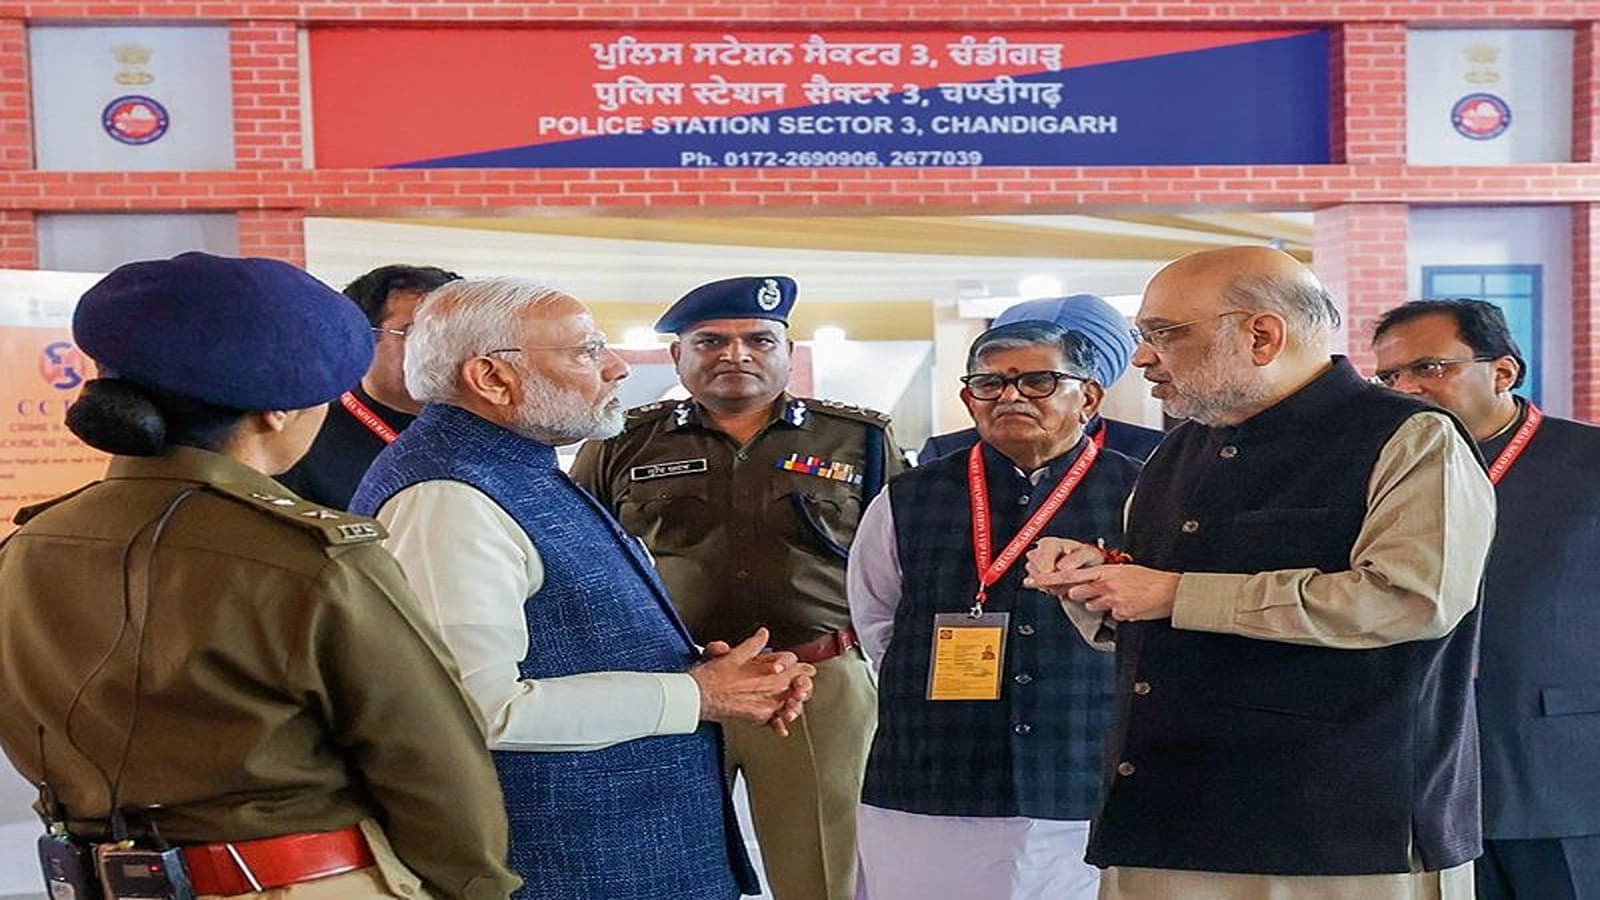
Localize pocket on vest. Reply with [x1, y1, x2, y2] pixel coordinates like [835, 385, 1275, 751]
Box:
[1541, 684, 1600, 716]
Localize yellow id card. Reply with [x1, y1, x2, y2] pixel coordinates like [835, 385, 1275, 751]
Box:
[927, 612, 1009, 701]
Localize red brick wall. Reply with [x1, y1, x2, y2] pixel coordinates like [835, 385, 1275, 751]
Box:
[1577, 22, 1599, 164]
[0, 20, 30, 170]
[2, 166, 1598, 213]
[1575, 203, 1599, 421]
[1336, 23, 1406, 166]
[231, 21, 303, 170]
[1314, 203, 1408, 376]
[237, 208, 305, 266]
[0, 208, 34, 268]
[0, 2, 1593, 22]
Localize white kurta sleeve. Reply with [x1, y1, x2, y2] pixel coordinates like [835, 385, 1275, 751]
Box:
[377, 479, 701, 752]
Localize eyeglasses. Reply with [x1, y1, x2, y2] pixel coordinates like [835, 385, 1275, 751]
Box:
[960, 370, 1087, 401]
[1370, 356, 1498, 388]
[485, 337, 611, 365]
[371, 325, 409, 339]
[1129, 310, 1252, 349]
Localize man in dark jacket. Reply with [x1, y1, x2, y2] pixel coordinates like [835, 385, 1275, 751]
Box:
[1373, 298, 1600, 900]
[1027, 247, 1494, 899]
[279, 264, 460, 509]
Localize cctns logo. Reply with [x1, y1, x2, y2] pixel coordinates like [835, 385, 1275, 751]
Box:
[101, 94, 170, 145]
[1451, 93, 1511, 141]
[38, 341, 89, 391]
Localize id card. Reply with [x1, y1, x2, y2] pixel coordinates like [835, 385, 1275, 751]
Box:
[927, 612, 1009, 701]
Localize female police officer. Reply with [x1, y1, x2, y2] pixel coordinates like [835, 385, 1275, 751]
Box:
[0, 252, 519, 899]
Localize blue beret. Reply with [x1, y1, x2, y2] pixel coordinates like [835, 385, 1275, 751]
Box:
[655, 275, 797, 334]
[73, 251, 373, 411]
[993, 294, 1133, 387]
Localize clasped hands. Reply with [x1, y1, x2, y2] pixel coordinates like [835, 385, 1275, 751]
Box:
[1022, 538, 1182, 623]
[691, 627, 815, 738]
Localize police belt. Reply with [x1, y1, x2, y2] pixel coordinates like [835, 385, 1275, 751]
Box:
[783, 628, 858, 664]
[181, 825, 374, 896]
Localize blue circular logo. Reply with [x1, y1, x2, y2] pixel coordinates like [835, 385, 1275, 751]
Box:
[101, 95, 170, 145]
[1451, 93, 1511, 141]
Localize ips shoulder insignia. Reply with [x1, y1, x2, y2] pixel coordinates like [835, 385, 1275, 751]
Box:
[624, 400, 675, 426]
[12, 482, 101, 526]
[210, 483, 388, 546]
[806, 398, 892, 427]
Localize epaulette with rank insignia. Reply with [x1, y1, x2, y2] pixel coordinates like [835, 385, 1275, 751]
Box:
[623, 399, 689, 432]
[625, 400, 674, 422]
[805, 398, 893, 427]
[208, 483, 388, 546]
[12, 482, 101, 526]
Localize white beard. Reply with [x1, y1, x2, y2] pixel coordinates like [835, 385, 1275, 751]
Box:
[507, 371, 625, 445]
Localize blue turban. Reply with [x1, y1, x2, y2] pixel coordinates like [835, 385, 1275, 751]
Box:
[73, 251, 373, 411]
[655, 275, 797, 333]
[993, 294, 1134, 387]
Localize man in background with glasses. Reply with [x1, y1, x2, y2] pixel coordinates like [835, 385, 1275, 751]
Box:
[280, 264, 460, 509]
[847, 320, 1141, 899]
[1373, 298, 1600, 900]
[1026, 246, 1494, 899]
[573, 275, 905, 900]
[350, 277, 816, 900]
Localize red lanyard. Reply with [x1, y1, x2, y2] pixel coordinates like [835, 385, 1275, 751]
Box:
[1091, 424, 1107, 451]
[339, 391, 400, 445]
[1487, 403, 1542, 486]
[968, 438, 1100, 614]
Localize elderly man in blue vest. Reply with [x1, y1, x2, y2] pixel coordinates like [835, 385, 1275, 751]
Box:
[917, 294, 1165, 463]
[849, 321, 1142, 899]
[1372, 298, 1600, 900]
[1026, 247, 1495, 899]
[350, 277, 815, 900]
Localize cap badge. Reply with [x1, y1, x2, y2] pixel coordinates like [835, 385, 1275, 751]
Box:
[756, 278, 783, 311]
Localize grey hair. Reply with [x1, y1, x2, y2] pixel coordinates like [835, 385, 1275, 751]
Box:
[966, 321, 1097, 382]
[1221, 272, 1342, 335]
[404, 276, 570, 404]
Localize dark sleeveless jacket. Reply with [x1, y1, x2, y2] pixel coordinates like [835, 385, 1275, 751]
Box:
[862, 438, 1140, 819]
[351, 404, 754, 900]
[1087, 358, 1484, 876]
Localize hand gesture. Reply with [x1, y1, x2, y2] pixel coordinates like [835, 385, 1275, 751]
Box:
[693, 628, 815, 736]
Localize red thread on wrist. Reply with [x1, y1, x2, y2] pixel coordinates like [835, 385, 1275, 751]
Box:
[1101, 548, 1134, 565]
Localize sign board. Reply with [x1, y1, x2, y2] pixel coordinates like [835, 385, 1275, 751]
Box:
[311, 28, 1329, 169]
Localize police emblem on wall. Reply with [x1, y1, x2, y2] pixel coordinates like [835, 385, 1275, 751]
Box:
[1451, 92, 1511, 141]
[756, 278, 783, 311]
[101, 94, 170, 145]
[37, 341, 89, 391]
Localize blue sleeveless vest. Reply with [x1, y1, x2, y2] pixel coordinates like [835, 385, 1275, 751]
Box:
[351, 404, 754, 900]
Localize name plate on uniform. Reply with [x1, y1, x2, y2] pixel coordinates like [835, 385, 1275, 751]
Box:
[629, 458, 708, 481]
[927, 612, 1008, 701]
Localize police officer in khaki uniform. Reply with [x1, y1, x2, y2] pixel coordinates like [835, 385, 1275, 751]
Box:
[0, 252, 519, 899]
[572, 276, 905, 900]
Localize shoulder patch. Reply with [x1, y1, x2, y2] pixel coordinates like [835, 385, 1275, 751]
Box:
[206, 483, 388, 546]
[624, 400, 679, 429]
[806, 398, 892, 427]
[13, 482, 101, 526]
[626, 400, 673, 419]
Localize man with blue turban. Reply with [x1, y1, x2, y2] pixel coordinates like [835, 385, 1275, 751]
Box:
[918, 294, 1164, 463]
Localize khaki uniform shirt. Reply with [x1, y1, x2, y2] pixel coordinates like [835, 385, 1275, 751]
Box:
[0, 447, 519, 900]
[572, 395, 906, 648]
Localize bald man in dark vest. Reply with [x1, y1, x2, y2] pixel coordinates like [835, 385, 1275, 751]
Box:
[1027, 247, 1494, 899]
